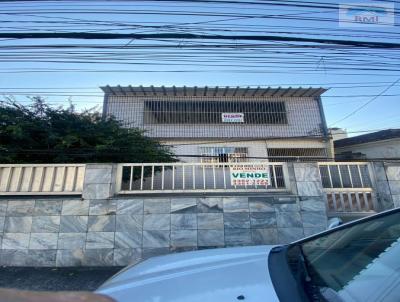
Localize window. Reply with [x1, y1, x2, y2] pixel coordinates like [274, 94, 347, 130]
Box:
[199, 147, 248, 164]
[293, 210, 400, 302]
[267, 148, 328, 161]
[143, 100, 287, 124]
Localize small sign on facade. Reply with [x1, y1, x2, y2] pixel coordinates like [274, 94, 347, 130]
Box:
[230, 164, 270, 186]
[222, 113, 244, 123]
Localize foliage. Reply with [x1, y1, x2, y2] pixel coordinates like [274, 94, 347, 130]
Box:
[0, 97, 177, 164]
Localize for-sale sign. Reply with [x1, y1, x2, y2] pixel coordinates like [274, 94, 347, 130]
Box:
[221, 113, 244, 123]
[230, 164, 270, 186]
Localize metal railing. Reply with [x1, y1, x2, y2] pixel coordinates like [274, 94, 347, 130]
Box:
[318, 162, 377, 215]
[319, 162, 372, 189]
[0, 164, 86, 195]
[116, 162, 288, 194]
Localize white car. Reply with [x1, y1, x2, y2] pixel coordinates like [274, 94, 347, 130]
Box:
[98, 208, 400, 302]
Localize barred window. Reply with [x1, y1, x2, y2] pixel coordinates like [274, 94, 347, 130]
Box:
[267, 148, 328, 162]
[144, 100, 287, 124]
[200, 147, 248, 164]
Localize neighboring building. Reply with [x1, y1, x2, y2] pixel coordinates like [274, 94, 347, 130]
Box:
[335, 129, 400, 160]
[101, 86, 331, 162]
[329, 127, 348, 141]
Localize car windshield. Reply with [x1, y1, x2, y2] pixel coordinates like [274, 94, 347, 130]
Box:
[294, 210, 400, 302]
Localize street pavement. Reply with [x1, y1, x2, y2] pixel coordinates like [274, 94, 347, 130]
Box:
[0, 267, 122, 291]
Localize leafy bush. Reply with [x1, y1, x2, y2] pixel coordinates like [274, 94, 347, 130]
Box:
[0, 97, 176, 164]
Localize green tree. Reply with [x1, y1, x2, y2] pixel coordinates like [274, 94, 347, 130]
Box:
[0, 97, 177, 164]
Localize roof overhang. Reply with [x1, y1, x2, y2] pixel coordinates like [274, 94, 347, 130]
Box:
[100, 85, 327, 98]
[334, 129, 400, 148]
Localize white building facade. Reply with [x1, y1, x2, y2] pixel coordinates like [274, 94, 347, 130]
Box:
[335, 129, 400, 160]
[102, 86, 332, 162]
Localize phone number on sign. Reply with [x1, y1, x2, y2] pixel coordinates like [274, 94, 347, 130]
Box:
[232, 179, 269, 186]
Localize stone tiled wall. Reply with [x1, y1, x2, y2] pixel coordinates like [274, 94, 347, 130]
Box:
[293, 163, 327, 236]
[1, 162, 399, 267]
[382, 163, 400, 208]
[371, 162, 400, 210]
[0, 194, 328, 267]
[373, 162, 395, 211]
[82, 164, 117, 200]
[16, 161, 400, 267]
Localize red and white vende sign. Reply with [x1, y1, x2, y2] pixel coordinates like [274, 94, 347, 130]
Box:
[230, 164, 270, 186]
[221, 113, 244, 123]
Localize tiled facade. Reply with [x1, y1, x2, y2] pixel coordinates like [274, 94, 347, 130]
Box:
[0, 162, 398, 267]
[0, 194, 327, 267]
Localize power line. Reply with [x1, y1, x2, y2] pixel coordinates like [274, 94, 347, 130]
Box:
[1, 81, 400, 89]
[330, 78, 400, 126]
[155, 129, 399, 147]
[3, 150, 400, 163]
[1, 32, 400, 49]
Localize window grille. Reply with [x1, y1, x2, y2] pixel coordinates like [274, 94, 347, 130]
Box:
[143, 100, 287, 124]
[267, 148, 328, 161]
[200, 147, 248, 164]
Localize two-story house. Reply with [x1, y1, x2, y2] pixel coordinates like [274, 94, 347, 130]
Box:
[101, 86, 332, 162]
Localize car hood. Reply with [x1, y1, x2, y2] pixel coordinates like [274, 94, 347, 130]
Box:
[97, 245, 279, 302]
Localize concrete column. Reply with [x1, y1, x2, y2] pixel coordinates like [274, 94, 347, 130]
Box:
[293, 162, 328, 236]
[372, 162, 395, 210]
[285, 162, 298, 195]
[82, 164, 117, 200]
[383, 163, 400, 208]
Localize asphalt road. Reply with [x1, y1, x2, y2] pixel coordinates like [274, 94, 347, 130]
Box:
[0, 267, 122, 291]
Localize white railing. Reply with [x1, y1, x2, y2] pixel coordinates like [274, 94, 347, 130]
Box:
[318, 162, 377, 215]
[0, 164, 86, 195]
[318, 162, 372, 189]
[116, 162, 289, 194]
[325, 190, 376, 215]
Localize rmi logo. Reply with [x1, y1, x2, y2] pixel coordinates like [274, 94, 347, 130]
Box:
[339, 3, 394, 27]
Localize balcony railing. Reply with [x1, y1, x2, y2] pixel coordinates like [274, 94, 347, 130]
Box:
[0, 164, 85, 195]
[116, 162, 289, 194]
